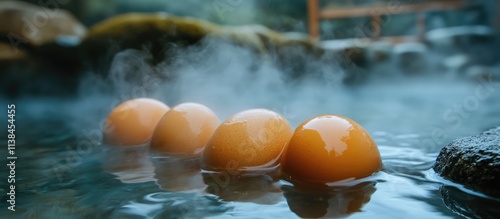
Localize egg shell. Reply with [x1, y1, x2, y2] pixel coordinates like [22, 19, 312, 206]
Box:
[201, 108, 292, 171]
[282, 115, 382, 183]
[150, 102, 219, 155]
[103, 98, 169, 146]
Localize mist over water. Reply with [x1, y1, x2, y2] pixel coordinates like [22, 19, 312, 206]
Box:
[5, 38, 500, 151]
[1, 35, 500, 219]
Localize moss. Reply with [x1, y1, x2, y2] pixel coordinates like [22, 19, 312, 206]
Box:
[85, 13, 219, 41]
[81, 13, 221, 69]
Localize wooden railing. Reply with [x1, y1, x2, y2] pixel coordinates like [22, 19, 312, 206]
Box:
[308, 0, 465, 41]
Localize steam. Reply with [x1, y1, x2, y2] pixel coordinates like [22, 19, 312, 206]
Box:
[4, 36, 500, 154]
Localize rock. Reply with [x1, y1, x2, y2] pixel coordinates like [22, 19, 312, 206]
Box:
[433, 126, 500, 197]
[439, 54, 471, 73]
[81, 13, 220, 68]
[366, 41, 392, 64]
[83, 14, 320, 66]
[425, 26, 499, 66]
[393, 42, 428, 74]
[425, 26, 493, 51]
[465, 65, 500, 82]
[0, 1, 86, 46]
[0, 43, 27, 60]
[209, 25, 267, 53]
[81, 13, 331, 82]
[0, 1, 87, 98]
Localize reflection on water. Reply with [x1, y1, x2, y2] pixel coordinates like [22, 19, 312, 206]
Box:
[440, 186, 500, 218]
[153, 156, 206, 192]
[283, 182, 376, 218]
[202, 170, 282, 204]
[1, 78, 500, 218]
[103, 145, 156, 184]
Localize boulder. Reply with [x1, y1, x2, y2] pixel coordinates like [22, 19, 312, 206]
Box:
[433, 127, 500, 197]
[0, 1, 87, 97]
[393, 42, 428, 74]
[0, 1, 86, 46]
[425, 26, 499, 66]
[81, 13, 334, 82]
[81, 13, 220, 68]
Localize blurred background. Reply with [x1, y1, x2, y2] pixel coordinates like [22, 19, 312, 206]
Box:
[11, 0, 499, 37]
[1, 0, 499, 98]
[9, 0, 499, 35]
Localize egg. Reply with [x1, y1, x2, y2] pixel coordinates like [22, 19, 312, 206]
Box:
[103, 98, 169, 146]
[201, 108, 292, 171]
[151, 102, 219, 155]
[282, 115, 381, 183]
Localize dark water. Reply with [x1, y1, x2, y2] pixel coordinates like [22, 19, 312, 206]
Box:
[1, 75, 500, 218]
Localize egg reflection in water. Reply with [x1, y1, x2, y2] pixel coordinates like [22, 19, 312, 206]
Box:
[102, 145, 156, 184]
[202, 170, 283, 204]
[283, 115, 382, 183]
[151, 102, 219, 155]
[283, 182, 376, 218]
[201, 109, 292, 172]
[153, 157, 205, 192]
[103, 98, 170, 146]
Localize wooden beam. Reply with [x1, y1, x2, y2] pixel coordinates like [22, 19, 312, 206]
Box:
[320, 0, 464, 20]
[371, 15, 381, 38]
[308, 0, 319, 39]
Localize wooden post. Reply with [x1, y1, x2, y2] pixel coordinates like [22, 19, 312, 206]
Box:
[495, 0, 500, 29]
[416, 12, 426, 41]
[371, 15, 381, 39]
[308, 0, 319, 40]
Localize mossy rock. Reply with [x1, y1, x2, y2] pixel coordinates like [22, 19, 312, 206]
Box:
[81, 13, 220, 69]
[0, 1, 86, 46]
[0, 1, 86, 98]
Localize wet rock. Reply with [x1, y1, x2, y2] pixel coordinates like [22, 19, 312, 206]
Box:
[0, 1, 86, 46]
[465, 65, 500, 82]
[439, 54, 471, 73]
[0, 43, 27, 60]
[320, 39, 368, 68]
[393, 42, 428, 74]
[81, 13, 333, 82]
[425, 26, 493, 52]
[320, 40, 369, 84]
[81, 13, 220, 68]
[366, 41, 392, 64]
[433, 127, 500, 197]
[82, 14, 320, 67]
[0, 1, 87, 98]
[209, 25, 267, 53]
[425, 26, 499, 66]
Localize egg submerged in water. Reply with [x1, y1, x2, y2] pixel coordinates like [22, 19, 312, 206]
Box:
[150, 102, 220, 156]
[282, 114, 382, 184]
[103, 98, 170, 146]
[201, 108, 293, 172]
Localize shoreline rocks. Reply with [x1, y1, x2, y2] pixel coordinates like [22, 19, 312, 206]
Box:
[433, 127, 500, 198]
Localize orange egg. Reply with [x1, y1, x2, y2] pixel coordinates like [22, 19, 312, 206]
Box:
[103, 98, 169, 146]
[201, 109, 292, 172]
[282, 115, 381, 183]
[151, 102, 219, 155]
